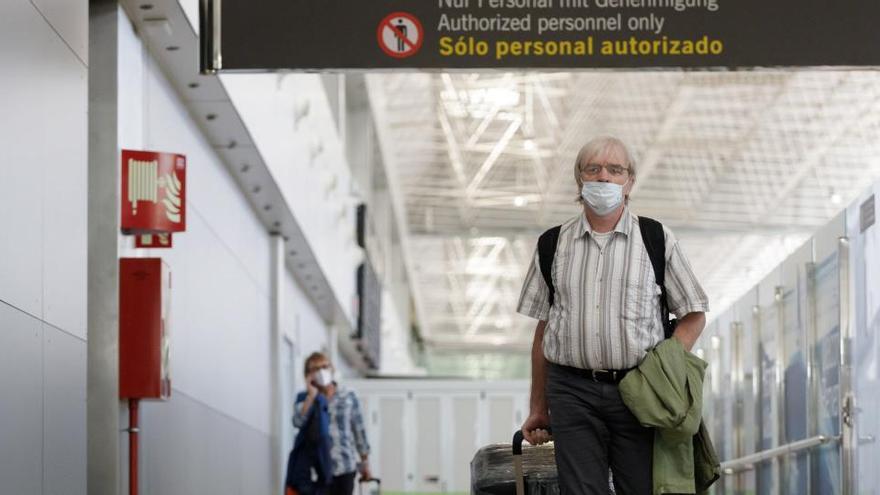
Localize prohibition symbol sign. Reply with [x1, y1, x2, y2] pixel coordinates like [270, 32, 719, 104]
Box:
[377, 12, 423, 59]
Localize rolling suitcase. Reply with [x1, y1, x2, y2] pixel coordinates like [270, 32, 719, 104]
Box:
[471, 430, 559, 495]
[358, 478, 381, 495]
[471, 430, 616, 495]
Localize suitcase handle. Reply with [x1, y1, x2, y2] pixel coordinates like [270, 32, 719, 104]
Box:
[512, 427, 552, 495]
[358, 477, 381, 495]
[512, 427, 553, 455]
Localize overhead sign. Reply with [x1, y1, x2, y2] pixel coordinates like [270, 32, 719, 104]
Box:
[121, 150, 186, 234]
[203, 0, 880, 71]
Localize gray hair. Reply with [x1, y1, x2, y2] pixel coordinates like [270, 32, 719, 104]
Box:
[573, 136, 637, 204]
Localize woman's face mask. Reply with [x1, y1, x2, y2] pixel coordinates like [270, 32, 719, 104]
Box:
[314, 368, 334, 387]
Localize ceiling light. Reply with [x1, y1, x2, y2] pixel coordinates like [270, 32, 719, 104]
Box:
[513, 196, 528, 207]
[523, 139, 536, 151]
[830, 189, 842, 205]
[482, 88, 519, 107]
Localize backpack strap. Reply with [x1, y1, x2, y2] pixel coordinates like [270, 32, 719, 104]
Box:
[638, 216, 677, 339]
[537, 226, 562, 307]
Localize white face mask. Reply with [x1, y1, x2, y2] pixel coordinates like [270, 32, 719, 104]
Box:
[581, 181, 625, 216]
[314, 368, 334, 387]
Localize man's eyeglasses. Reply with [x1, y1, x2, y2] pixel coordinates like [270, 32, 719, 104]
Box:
[309, 364, 331, 373]
[582, 163, 630, 178]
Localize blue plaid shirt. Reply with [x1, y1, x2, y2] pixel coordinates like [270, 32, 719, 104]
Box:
[294, 386, 370, 476]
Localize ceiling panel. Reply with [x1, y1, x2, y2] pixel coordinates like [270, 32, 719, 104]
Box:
[369, 70, 880, 349]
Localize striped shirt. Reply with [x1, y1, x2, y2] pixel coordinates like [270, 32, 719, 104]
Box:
[294, 387, 370, 476]
[517, 209, 709, 370]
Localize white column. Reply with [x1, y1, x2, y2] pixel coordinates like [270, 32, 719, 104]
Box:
[87, 1, 120, 493]
[270, 235, 285, 494]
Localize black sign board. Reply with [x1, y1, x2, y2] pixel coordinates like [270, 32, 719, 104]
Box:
[861, 194, 875, 233]
[202, 0, 880, 71]
[356, 261, 382, 369]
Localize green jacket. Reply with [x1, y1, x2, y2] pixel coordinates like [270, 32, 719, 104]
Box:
[618, 338, 721, 495]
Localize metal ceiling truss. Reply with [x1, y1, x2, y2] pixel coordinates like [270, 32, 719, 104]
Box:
[369, 70, 880, 350]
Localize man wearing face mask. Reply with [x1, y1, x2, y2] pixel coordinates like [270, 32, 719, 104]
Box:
[516, 136, 708, 494]
[291, 352, 371, 495]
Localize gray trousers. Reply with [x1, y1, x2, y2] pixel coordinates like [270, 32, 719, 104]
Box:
[546, 363, 654, 495]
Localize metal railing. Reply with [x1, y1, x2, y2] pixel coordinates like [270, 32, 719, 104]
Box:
[719, 435, 840, 475]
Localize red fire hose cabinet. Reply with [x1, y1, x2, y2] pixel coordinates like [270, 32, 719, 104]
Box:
[119, 258, 171, 400]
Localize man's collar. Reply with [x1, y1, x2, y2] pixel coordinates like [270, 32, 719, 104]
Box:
[577, 207, 633, 238]
[616, 208, 633, 235]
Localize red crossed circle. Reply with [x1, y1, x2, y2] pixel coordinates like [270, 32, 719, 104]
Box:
[377, 12, 423, 59]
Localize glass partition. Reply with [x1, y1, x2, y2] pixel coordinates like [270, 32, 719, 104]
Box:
[757, 288, 781, 494]
[782, 285, 808, 494]
[849, 188, 880, 495]
[734, 292, 758, 495]
[810, 252, 841, 495]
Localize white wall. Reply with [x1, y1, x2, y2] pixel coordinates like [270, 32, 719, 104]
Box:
[0, 0, 88, 337]
[283, 263, 330, 387]
[220, 70, 422, 378]
[0, 1, 88, 494]
[119, 15, 274, 435]
[221, 73, 363, 329]
[115, 10, 332, 493]
[0, 2, 396, 492]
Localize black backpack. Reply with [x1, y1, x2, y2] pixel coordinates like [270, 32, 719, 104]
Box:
[537, 216, 677, 339]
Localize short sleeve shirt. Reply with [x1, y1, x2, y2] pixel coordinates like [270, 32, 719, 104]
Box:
[516, 209, 709, 370]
